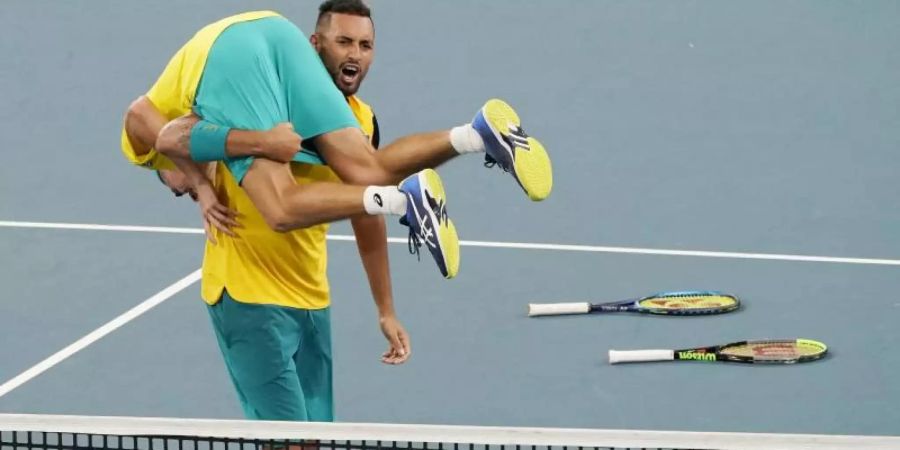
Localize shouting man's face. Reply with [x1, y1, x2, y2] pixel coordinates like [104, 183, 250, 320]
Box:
[312, 12, 375, 96]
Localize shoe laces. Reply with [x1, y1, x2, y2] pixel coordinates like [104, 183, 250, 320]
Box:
[400, 216, 422, 261]
[483, 154, 509, 172]
[407, 228, 422, 261]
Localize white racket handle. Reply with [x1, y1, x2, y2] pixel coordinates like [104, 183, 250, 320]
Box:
[527, 302, 591, 316]
[608, 349, 675, 364]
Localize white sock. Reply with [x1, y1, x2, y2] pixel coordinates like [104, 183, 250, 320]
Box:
[363, 186, 407, 216]
[449, 124, 485, 154]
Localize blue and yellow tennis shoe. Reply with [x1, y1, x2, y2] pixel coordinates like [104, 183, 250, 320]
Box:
[398, 169, 460, 279]
[472, 99, 553, 201]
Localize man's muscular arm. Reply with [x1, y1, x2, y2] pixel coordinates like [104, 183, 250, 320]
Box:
[155, 115, 302, 164]
[124, 96, 169, 157]
[123, 97, 237, 240]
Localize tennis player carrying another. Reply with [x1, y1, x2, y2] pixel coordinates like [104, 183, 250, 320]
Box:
[144, 11, 552, 280]
[121, 2, 551, 423]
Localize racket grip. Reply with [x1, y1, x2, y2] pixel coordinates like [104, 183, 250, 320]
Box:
[527, 302, 591, 317]
[608, 349, 674, 364]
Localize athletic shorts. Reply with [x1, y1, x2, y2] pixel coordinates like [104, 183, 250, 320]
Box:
[207, 290, 333, 421]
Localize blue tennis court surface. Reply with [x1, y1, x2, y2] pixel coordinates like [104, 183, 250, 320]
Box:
[1, 0, 898, 439]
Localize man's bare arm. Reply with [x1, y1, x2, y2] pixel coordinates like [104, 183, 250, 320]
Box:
[123, 99, 217, 194]
[124, 96, 169, 157]
[314, 127, 457, 186]
[155, 115, 302, 164]
[123, 97, 236, 239]
[350, 214, 410, 364]
[351, 215, 394, 317]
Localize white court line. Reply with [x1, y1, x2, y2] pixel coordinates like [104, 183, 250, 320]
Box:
[0, 221, 203, 235]
[0, 269, 202, 399]
[1, 220, 900, 266]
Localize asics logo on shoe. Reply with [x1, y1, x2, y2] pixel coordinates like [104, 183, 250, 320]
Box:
[408, 197, 437, 249]
[506, 124, 531, 150]
[424, 190, 448, 225]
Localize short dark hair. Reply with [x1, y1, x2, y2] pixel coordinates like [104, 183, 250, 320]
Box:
[316, 0, 372, 29]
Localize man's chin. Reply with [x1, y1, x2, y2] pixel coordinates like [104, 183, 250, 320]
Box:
[338, 84, 359, 97]
[333, 77, 360, 96]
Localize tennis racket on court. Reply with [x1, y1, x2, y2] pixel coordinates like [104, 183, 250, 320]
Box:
[608, 338, 828, 364]
[527, 290, 739, 317]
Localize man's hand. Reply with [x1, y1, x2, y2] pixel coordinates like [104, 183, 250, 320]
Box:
[379, 315, 410, 365]
[261, 123, 302, 163]
[194, 182, 240, 244]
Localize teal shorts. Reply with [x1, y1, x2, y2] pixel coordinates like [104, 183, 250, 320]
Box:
[206, 290, 333, 422]
[194, 16, 359, 184]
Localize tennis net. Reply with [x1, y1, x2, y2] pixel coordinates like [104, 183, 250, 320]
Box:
[1, 414, 897, 450]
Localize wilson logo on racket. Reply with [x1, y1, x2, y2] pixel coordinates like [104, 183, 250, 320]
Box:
[678, 351, 716, 361]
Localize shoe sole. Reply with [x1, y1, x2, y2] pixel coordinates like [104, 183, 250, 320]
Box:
[483, 99, 553, 201]
[419, 169, 460, 279]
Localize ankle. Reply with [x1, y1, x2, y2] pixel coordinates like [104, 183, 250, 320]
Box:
[363, 186, 407, 216]
[450, 124, 485, 154]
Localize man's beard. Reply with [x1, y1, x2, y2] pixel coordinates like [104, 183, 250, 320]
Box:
[321, 52, 358, 96]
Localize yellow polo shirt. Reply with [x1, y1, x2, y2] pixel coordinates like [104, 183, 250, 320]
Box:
[201, 97, 376, 309]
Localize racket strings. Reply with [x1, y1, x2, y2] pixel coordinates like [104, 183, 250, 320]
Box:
[722, 340, 826, 361]
[640, 295, 736, 310]
[660, 293, 717, 298]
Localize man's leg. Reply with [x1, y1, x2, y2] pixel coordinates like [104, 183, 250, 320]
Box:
[292, 307, 334, 422]
[312, 127, 459, 186]
[241, 158, 370, 230]
[213, 291, 309, 421]
[240, 159, 460, 279]
[207, 300, 261, 420]
[312, 99, 552, 203]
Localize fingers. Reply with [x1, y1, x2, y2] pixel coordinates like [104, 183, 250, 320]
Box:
[381, 347, 405, 365]
[202, 217, 217, 245]
[381, 329, 411, 365]
[203, 203, 240, 238]
[206, 213, 237, 237]
[216, 203, 240, 218]
[399, 331, 411, 359]
[395, 331, 411, 364]
[212, 203, 241, 229]
[381, 345, 398, 364]
[385, 349, 409, 365]
[195, 185, 241, 241]
[385, 348, 410, 364]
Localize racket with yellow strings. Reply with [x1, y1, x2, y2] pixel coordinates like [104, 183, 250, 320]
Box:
[528, 290, 739, 317]
[609, 338, 828, 364]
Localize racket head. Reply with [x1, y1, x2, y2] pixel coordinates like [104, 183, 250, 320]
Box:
[633, 290, 740, 315]
[717, 339, 828, 364]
